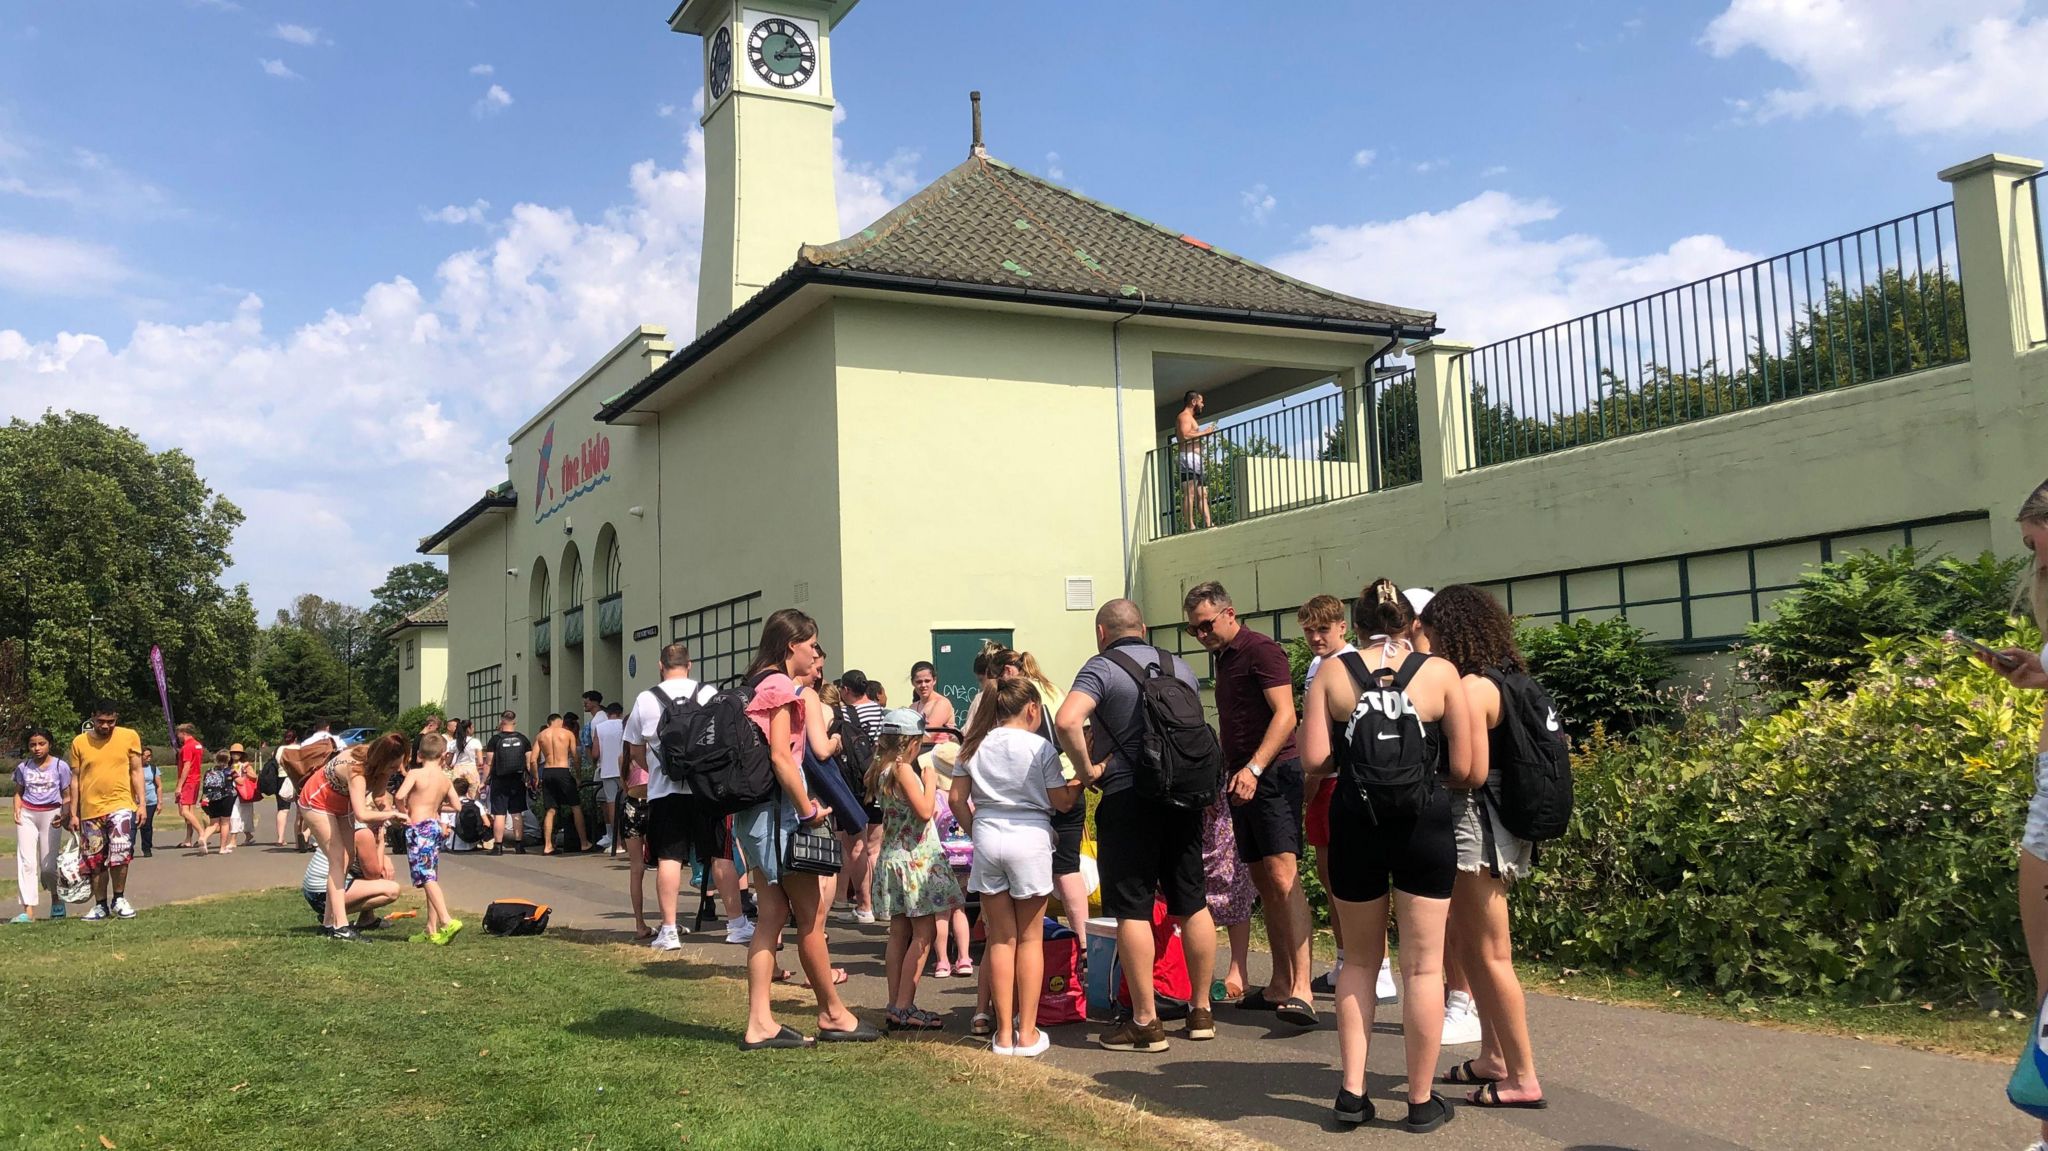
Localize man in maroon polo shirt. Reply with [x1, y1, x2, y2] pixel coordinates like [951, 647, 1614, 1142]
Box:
[1183, 580, 1316, 1027]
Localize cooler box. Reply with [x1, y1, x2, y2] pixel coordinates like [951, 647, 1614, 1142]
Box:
[1084, 917, 1119, 1017]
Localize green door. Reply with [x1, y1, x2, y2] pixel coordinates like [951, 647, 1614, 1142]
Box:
[930, 628, 1012, 725]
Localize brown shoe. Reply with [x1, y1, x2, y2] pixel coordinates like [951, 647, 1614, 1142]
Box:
[1184, 1007, 1215, 1041]
[1098, 1018, 1169, 1053]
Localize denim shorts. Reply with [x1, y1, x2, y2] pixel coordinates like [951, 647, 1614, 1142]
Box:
[733, 797, 802, 886]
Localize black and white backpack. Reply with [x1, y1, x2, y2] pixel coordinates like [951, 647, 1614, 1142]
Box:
[201, 763, 235, 804]
[659, 677, 777, 815]
[1335, 650, 1442, 822]
[1480, 665, 1573, 841]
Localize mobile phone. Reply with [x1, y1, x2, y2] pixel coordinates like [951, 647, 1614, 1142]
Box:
[1951, 631, 2020, 668]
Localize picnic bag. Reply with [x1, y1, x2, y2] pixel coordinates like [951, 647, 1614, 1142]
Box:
[279, 734, 340, 786]
[1480, 665, 1574, 842]
[1335, 650, 1440, 824]
[1111, 897, 1191, 1020]
[1039, 919, 1087, 1026]
[482, 899, 552, 936]
[660, 678, 777, 814]
[1103, 646, 1224, 809]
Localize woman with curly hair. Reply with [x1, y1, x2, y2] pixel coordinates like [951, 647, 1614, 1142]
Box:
[296, 733, 410, 942]
[1419, 584, 1546, 1110]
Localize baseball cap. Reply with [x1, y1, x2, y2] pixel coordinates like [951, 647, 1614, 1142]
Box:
[878, 708, 925, 737]
[1402, 588, 1435, 615]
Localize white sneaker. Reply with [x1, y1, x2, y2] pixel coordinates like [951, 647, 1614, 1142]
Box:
[724, 917, 756, 945]
[650, 925, 682, 951]
[1376, 958, 1399, 1004]
[1441, 990, 1482, 1046]
[594, 836, 613, 850]
[852, 907, 876, 925]
[112, 896, 137, 919]
[82, 903, 108, 921]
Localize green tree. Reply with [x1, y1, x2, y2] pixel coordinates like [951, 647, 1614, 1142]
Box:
[361, 562, 447, 718]
[259, 627, 354, 734]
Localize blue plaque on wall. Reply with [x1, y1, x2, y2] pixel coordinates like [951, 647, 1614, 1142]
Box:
[627, 654, 637, 679]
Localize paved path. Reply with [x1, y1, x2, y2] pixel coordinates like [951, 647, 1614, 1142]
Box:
[117, 842, 2036, 1151]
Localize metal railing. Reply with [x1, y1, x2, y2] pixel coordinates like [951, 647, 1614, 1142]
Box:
[1371, 368, 1422, 489]
[1465, 201, 1968, 467]
[561, 605, 584, 648]
[2026, 172, 2048, 345]
[596, 592, 623, 639]
[1150, 384, 1362, 538]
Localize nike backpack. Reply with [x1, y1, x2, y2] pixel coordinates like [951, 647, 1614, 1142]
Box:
[1481, 665, 1574, 841]
[1103, 647, 1224, 810]
[661, 677, 778, 815]
[1335, 650, 1440, 822]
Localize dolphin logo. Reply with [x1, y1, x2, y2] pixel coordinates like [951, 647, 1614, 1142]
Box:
[535, 422, 557, 505]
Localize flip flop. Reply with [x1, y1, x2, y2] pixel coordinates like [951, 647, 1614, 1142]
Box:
[1275, 996, 1319, 1027]
[801, 967, 849, 988]
[738, 1025, 811, 1051]
[815, 1021, 882, 1043]
[1440, 1060, 1499, 1086]
[1234, 988, 1278, 1011]
[1468, 1082, 1548, 1110]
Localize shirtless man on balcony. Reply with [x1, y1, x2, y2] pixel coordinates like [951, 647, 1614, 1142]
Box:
[1176, 390, 1218, 531]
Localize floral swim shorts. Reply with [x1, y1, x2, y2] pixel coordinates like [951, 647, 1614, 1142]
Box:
[405, 819, 442, 888]
[78, 809, 137, 876]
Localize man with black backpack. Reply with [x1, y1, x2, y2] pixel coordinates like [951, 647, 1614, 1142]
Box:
[623, 641, 751, 951]
[479, 712, 535, 855]
[1053, 598, 1219, 1053]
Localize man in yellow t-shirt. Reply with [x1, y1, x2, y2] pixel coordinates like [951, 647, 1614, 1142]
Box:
[68, 703, 146, 920]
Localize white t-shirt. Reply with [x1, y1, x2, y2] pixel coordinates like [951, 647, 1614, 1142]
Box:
[1303, 642, 1356, 686]
[591, 716, 625, 781]
[625, 677, 714, 802]
[958, 726, 1065, 823]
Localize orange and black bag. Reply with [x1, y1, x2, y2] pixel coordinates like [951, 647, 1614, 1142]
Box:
[482, 899, 552, 937]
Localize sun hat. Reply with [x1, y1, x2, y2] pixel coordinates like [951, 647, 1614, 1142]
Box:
[878, 708, 925, 737]
[1401, 588, 1435, 615]
[229, 742, 246, 754]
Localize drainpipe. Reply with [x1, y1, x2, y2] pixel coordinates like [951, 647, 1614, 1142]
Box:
[1111, 293, 1150, 598]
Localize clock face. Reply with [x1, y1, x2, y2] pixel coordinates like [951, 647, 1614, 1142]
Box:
[746, 16, 816, 89]
[707, 26, 733, 102]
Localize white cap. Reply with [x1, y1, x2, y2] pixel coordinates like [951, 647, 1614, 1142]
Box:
[1402, 587, 1435, 615]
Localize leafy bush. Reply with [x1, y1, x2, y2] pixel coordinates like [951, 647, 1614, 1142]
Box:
[1519, 617, 1675, 741]
[1515, 626, 2039, 1006]
[392, 702, 446, 737]
[1740, 547, 2022, 707]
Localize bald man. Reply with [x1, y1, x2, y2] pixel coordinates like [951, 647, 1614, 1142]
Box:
[1054, 598, 1218, 1054]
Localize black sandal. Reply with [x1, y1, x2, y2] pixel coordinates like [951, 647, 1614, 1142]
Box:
[1469, 1081, 1548, 1110]
[1440, 1060, 1498, 1086]
[1403, 1092, 1455, 1133]
[1234, 988, 1278, 1011]
[738, 1025, 811, 1051]
[1275, 996, 1319, 1027]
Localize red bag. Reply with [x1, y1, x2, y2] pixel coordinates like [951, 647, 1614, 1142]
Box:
[1039, 919, 1086, 1026]
[1115, 897, 1192, 1018]
[235, 772, 260, 802]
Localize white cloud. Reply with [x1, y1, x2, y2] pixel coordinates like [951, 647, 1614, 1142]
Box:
[0, 127, 176, 220]
[0, 104, 923, 613]
[1482, 165, 1510, 177]
[272, 23, 323, 46]
[1704, 0, 2048, 134]
[1351, 149, 1377, 169]
[473, 84, 512, 117]
[1270, 190, 1758, 347]
[657, 103, 679, 118]
[1240, 184, 1277, 225]
[1413, 159, 1445, 174]
[423, 199, 490, 225]
[834, 142, 921, 236]
[0, 230, 130, 295]
[1045, 151, 1065, 181]
[469, 63, 495, 76]
[259, 58, 299, 80]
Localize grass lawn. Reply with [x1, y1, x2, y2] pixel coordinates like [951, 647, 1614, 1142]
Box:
[0, 891, 1263, 1151]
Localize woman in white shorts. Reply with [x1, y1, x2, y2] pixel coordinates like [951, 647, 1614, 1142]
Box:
[949, 677, 1084, 1057]
[1975, 478, 2048, 1151]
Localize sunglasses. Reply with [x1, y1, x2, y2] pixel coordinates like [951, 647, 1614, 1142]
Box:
[1184, 617, 1220, 637]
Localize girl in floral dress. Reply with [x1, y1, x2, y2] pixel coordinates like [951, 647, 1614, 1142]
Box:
[1203, 790, 1258, 999]
[869, 709, 965, 1031]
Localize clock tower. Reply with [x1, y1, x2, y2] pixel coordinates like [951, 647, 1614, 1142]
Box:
[670, 0, 856, 336]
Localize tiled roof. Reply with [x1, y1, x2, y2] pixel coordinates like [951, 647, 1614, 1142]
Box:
[797, 154, 1435, 332]
[385, 591, 450, 638]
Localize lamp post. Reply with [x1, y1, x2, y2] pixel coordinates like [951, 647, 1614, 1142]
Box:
[85, 613, 100, 701]
[342, 624, 360, 726]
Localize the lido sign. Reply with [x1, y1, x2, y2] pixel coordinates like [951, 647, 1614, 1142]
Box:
[533, 420, 613, 524]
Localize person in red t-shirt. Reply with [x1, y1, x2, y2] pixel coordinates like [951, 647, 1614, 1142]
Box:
[173, 723, 207, 850]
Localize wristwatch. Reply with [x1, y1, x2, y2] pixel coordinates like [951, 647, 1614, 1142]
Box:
[1247, 763, 1265, 779]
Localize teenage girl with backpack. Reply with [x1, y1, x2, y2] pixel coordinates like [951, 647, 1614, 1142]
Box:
[201, 749, 238, 856]
[952, 677, 1086, 1057]
[1300, 579, 1476, 1133]
[1419, 585, 1547, 1110]
[867, 708, 963, 1030]
[735, 608, 877, 1049]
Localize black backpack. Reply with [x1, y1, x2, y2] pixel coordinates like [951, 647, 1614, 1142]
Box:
[455, 799, 489, 845]
[833, 702, 876, 805]
[660, 677, 778, 815]
[1335, 651, 1442, 823]
[482, 899, 551, 936]
[1480, 666, 1574, 841]
[257, 754, 281, 798]
[1103, 646, 1223, 809]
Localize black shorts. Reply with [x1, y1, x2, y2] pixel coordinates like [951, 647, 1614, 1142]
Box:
[203, 796, 235, 819]
[275, 795, 292, 811]
[488, 776, 528, 815]
[1051, 804, 1085, 877]
[1324, 785, 1456, 903]
[645, 794, 728, 866]
[539, 768, 581, 812]
[1228, 758, 1304, 863]
[1094, 788, 1206, 922]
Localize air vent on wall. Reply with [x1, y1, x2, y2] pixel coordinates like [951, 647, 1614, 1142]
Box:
[1064, 577, 1095, 611]
[794, 580, 810, 604]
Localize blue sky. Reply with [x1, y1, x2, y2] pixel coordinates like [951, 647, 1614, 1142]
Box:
[3, 0, 2046, 614]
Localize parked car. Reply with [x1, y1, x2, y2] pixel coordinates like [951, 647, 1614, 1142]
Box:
[335, 726, 378, 746]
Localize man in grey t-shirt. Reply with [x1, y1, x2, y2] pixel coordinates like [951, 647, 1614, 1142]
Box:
[1054, 598, 1216, 1053]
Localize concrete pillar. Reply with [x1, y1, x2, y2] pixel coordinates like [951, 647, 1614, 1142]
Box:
[1940, 153, 2046, 359]
[1410, 339, 1474, 488]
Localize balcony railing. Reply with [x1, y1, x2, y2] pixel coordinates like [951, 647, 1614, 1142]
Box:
[531, 616, 550, 657]
[561, 605, 584, 648]
[597, 592, 623, 639]
[1371, 369, 1421, 489]
[1466, 201, 1968, 467]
